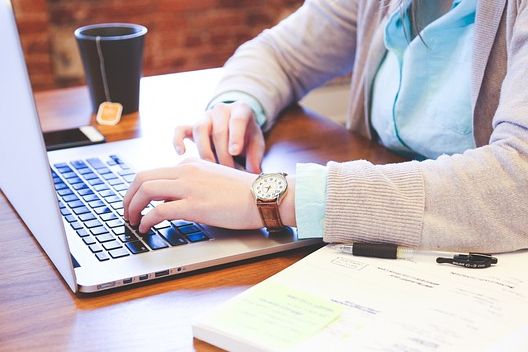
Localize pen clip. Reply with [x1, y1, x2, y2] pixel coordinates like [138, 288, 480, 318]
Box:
[436, 252, 498, 269]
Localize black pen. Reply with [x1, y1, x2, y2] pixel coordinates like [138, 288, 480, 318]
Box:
[333, 242, 417, 259]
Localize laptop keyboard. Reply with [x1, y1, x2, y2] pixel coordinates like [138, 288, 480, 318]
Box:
[52, 155, 209, 262]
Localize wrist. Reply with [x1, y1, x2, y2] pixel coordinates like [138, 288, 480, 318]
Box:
[279, 175, 296, 227]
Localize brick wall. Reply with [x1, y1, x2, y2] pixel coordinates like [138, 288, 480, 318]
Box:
[12, 0, 303, 91]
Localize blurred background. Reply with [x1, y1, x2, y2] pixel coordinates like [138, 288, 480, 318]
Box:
[12, 0, 349, 122]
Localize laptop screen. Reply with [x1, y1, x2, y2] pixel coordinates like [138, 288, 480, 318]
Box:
[0, 0, 77, 292]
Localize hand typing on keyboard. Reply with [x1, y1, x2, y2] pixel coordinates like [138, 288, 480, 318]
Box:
[123, 158, 296, 234]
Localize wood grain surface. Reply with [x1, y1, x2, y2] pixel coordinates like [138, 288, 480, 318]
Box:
[0, 69, 405, 351]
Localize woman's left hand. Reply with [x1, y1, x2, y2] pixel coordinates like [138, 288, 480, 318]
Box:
[123, 158, 263, 234]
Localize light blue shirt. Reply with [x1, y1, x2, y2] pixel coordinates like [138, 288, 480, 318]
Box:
[371, 0, 476, 160]
[213, 0, 477, 239]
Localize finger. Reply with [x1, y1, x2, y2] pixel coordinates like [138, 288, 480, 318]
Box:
[192, 116, 216, 162]
[173, 125, 193, 155]
[228, 103, 252, 156]
[123, 167, 181, 221]
[245, 130, 265, 173]
[139, 201, 186, 234]
[127, 180, 185, 227]
[211, 105, 235, 168]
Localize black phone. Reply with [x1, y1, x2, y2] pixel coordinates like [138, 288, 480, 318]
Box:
[43, 126, 106, 151]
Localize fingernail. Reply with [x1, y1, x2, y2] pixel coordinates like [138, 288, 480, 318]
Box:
[229, 143, 238, 155]
[175, 146, 183, 154]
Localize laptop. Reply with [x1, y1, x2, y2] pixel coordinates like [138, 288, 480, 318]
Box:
[0, 0, 320, 294]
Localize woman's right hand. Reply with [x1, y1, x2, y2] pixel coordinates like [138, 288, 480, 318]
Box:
[173, 101, 265, 174]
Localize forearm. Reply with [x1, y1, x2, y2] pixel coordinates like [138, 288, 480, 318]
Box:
[323, 132, 528, 253]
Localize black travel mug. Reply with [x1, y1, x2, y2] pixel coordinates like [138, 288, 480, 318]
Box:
[75, 23, 147, 114]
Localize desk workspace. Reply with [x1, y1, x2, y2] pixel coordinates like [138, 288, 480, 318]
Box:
[3, 0, 528, 351]
[0, 2, 406, 350]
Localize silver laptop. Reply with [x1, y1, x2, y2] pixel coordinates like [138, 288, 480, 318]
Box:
[0, 1, 320, 293]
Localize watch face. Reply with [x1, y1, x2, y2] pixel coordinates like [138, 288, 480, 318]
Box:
[253, 173, 287, 201]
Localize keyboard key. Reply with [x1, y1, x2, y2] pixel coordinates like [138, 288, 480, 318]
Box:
[97, 167, 111, 174]
[85, 219, 103, 228]
[72, 183, 88, 191]
[93, 184, 109, 192]
[90, 226, 109, 236]
[87, 178, 104, 186]
[144, 233, 169, 250]
[101, 212, 118, 222]
[94, 206, 112, 215]
[171, 220, 193, 228]
[96, 233, 114, 243]
[114, 184, 128, 192]
[116, 209, 124, 216]
[70, 221, 83, 230]
[112, 225, 127, 235]
[55, 183, 67, 190]
[87, 158, 106, 169]
[117, 232, 139, 243]
[53, 162, 68, 169]
[78, 168, 92, 175]
[158, 227, 188, 246]
[83, 172, 98, 180]
[56, 166, 72, 173]
[57, 188, 73, 196]
[53, 176, 62, 184]
[178, 224, 200, 235]
[100, 190, 116, 198]
[62, 172, 77, 179]
[76, 229, 90, 237]
[66, 177, 83, 185]
[105, 195, 121, 203]
[186, 232, 208, 243]
[95, 252, 110, 261]
[78, 188, 94, 196]
[73, 206, 90, 215]
[83, 194, 100, 202]
[108, 247, 130, 259]
[103, 240, 122, 251]
[118, 169, 135, 176]
[79, 213, 96, 222]
[108, 179, 123, 186]
[88, 200, 105, 208]
[89, 244, 103, 253]
[64, 215, 76, 223]
[71, 160, 88, 169]
[122, 174, 136, 183]
[110, 201, 123, 210]
[106, 219, 124, 228]
[102, 173, 117, 180]
[125, 241, 149, 254]
[83, 236, 96, 245]
[118, 190, 127, 197]
[60, 208, 72, 216]
[67, 200, 84, 208]
[62, 194, 79, 202]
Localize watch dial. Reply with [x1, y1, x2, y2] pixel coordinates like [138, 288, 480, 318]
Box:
[254, 174, 287, 200]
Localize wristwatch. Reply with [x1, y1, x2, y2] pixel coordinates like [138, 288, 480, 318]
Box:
[251, 172, 288, 232]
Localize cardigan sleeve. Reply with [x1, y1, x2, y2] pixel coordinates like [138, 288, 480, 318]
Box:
[323, 4, 528, 253]
[209, 0, 358, 131]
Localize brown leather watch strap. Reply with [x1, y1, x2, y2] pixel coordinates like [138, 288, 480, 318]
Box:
[256, 199, 284, 232]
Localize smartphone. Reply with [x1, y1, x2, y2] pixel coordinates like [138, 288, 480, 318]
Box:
[43, 126, 106, 151]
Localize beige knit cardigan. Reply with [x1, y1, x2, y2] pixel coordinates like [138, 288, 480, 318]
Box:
[212, 0, 528, 253]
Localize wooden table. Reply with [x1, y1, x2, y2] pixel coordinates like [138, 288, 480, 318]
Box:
[0, 69, 405, 351]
